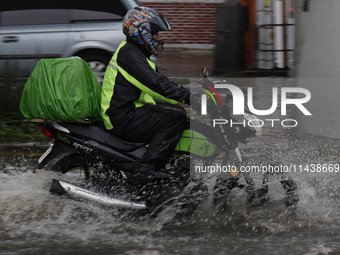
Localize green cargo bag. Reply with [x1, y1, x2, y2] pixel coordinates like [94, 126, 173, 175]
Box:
[20, 57, 102, 122]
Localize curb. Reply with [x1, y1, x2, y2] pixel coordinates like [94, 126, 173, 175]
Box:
[164, 43, 215, 52]
[0, 142, 49, 151]
[215, 69, 290, 77]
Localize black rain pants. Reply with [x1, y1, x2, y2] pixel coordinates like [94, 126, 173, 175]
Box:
[109, 103, 187, 167]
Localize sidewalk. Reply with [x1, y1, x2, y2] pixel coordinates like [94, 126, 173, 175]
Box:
[0, 142, 49, 152]
[158, 46, 290, 78]
[157, 48, 215, 78]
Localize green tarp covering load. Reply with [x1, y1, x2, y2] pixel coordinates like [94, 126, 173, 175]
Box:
[20, 57, 102, 122]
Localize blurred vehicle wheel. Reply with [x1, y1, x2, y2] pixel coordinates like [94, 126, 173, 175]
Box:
[77, 52, 112, 87]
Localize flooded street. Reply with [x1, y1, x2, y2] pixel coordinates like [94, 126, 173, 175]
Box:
[1, 76, 340, 255]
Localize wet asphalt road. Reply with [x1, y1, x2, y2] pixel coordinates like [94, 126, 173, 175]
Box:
[2, 51, 340, 254]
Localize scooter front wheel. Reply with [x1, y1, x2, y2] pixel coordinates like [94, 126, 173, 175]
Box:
[237, 155, 299, 208]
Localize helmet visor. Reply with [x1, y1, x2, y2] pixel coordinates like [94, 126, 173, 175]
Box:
[149, 13, 172, 32]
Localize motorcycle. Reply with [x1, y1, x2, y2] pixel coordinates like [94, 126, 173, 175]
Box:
[35, 68, 298, 214]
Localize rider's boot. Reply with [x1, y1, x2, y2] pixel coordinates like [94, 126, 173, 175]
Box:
[128, 163, 171, 184]
[126, 163, 177, 208]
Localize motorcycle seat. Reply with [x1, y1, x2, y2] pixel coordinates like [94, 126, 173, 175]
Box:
[57, 122, 146, 152]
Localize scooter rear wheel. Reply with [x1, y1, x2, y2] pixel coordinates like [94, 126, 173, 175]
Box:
[50, 153, 127, 194]
[51, 153, 93, 180]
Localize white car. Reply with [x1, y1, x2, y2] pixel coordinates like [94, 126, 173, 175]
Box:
[0, 0, 138, 84]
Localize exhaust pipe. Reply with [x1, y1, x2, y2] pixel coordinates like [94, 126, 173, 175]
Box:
[50, 179, 146, 210]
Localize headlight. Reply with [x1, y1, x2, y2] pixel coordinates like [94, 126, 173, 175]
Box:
[243, 113, 263, 136]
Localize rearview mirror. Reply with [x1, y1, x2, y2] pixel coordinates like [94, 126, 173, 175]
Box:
[200, 67, 209, 80]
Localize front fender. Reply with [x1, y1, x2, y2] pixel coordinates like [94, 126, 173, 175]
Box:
[174, 119, 224, 158]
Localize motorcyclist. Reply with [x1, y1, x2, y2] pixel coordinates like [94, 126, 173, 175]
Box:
[101, 7, 191, 183]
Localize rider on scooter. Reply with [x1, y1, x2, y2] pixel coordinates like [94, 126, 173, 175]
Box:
[101, 7, 191, 183]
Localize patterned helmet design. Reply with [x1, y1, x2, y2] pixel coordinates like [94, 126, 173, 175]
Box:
[123, 7, 172, 56]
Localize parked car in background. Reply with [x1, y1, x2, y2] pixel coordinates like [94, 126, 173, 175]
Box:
[0, 0, 138, 84]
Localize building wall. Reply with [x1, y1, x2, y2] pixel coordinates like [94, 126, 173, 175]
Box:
[139, 0, 224, 44]
[295, 0, 340, 139]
